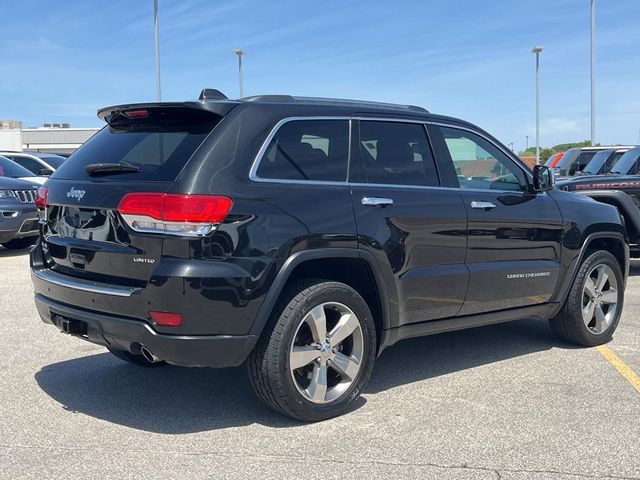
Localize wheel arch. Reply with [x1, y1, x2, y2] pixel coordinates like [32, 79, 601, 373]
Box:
[556, 231, 629, 307]
[249, 249, 394, 354]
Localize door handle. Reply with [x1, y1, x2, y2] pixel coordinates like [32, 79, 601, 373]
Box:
[361, 197, 394, 207]
[470, 201, 496, 210]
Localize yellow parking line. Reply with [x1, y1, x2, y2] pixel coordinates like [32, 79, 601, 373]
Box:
[596, 345, 640, 393]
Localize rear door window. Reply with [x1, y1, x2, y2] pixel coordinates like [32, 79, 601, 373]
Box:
[350, 120, 438, 186]
[255, 120, 349, 182]
[8, 156, 42, 175]
[52, 108, 222, 181]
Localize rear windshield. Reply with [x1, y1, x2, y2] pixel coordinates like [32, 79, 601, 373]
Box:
[53, 108, 221, 181]
[0, 156, 35, 178]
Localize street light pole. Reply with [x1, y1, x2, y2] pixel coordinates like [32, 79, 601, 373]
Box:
[525, 135, 529, 151]
[233, 49, 245, 98]
[590, 0, 596, 145]
[532, 46, 544, 164]
[153, 0, 161, 101]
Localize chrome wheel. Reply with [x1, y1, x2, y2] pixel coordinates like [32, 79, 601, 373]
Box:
[582, 264, 618, 334]
[289, 302, 364, 404]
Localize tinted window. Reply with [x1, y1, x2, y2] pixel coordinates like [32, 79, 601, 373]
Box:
[8, 156, 42, 175]
[439, 127, 526, 191]
[0, 156, 35, 178]
[256, 120, 349, 182]
[612, 149, 640, 174]
[606, 151, 625, 172]
[53, 108, 221, 181]
[582, 150, 612, 175]
[40, 155, 65, 168]
[575, 151, 597, 172]
[351, 121, 438, 186]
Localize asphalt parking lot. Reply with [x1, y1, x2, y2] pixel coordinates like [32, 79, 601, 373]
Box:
[0, 247, 638, 480]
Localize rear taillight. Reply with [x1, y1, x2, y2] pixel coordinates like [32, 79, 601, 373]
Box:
[117, 192, 232, 237]
[36, 186, 48, 209]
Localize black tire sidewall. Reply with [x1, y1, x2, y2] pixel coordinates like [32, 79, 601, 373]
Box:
[565, 250, 624, 344]
[274, 282, 376, 421]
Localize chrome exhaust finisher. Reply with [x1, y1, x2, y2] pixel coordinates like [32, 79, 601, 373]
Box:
[140, 346, 161, 363]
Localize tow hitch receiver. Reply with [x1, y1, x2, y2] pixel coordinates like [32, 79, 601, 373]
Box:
[52, 313, 88, 336]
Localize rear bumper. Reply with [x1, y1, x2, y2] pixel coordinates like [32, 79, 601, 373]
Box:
[34, 293, 258, 368]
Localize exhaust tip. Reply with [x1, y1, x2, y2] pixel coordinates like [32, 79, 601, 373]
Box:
[140, 346, 160, 363]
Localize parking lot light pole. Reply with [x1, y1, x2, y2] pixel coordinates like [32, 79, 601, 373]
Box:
[154, 0, 161, 101]
[590, 0, 596, 145]
[532, 46, 544, 164]
[233, 49, 245, 98]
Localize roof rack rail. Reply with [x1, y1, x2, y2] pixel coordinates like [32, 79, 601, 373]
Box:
[199, 88, 228, 101]
[239, 94, 428, 113]
[293, 96, 428, 113]
[241, 95, 295, 102]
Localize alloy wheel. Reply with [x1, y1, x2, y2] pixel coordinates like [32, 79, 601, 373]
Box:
[289, 302, 364, 404]
[582, 264, 618, 334]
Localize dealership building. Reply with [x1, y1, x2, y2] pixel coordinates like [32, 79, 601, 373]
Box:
[0, 120, 99, 154]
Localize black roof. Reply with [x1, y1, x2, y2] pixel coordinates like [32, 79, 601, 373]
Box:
[96, 88, 482, 132]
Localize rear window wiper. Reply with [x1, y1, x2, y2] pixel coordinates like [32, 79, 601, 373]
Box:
[85, 162, 141, 176]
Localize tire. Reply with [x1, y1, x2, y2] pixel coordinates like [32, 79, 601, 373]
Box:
[248, 279, 377, 422]
[107, 348, 167, 367]
[549, 250, 624, 346]
[1, 236, 37, 249]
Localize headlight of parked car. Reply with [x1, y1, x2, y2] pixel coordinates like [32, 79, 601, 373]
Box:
[0, 190, 16, 199]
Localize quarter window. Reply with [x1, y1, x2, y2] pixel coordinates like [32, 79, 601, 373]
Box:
[351, 121, 438, 186]
[256, 120, 349, 182]
[439, 127, 527, 192]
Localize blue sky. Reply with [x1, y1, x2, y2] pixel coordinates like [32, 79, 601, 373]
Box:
[1, 0, 639, 151]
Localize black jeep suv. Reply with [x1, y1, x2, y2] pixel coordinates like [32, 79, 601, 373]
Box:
[31, 90, 629, 421]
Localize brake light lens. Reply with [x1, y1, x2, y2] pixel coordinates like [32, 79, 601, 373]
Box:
[149, 311, 183, 326]
[117, 193, 232, 237]
[123, 109, 149, 118]
[36, 186, 48, 209]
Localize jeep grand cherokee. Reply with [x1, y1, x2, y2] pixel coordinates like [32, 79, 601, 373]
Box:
[31, 89, 629, 421]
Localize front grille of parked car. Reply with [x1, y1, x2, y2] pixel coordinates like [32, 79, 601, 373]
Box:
[13, 190, 37, 204]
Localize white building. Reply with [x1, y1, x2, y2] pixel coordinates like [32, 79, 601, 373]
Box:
[21, 127, 99, 154]
[0, 121, 99, 154]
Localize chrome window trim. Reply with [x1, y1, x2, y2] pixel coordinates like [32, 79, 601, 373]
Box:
[33, 268, 140, 297]
[248, 115, 535, 194]
[248, 116, 352, 185]
[349, 182, 542, 195]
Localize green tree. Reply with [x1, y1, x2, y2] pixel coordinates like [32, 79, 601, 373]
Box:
[519, 140, 593, 158]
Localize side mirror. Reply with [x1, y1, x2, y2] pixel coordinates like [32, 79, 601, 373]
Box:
[39, 168, 54, 176]
[532, 165, 554, 192]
